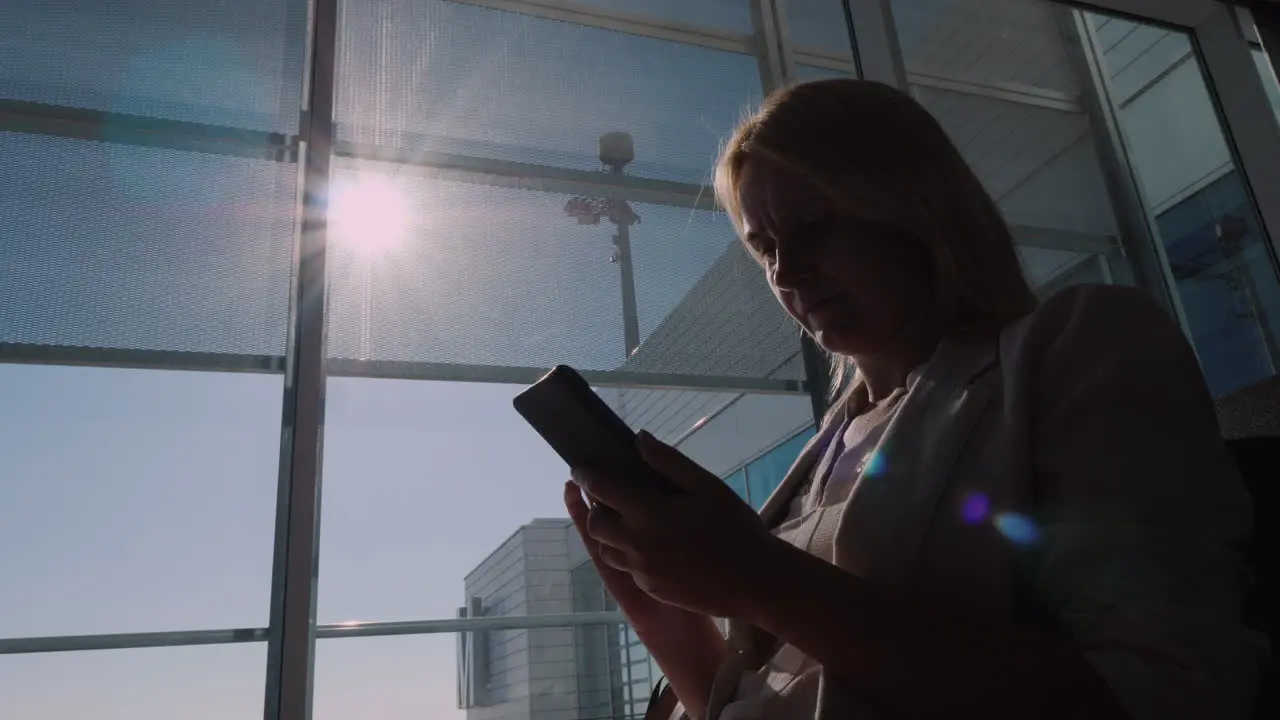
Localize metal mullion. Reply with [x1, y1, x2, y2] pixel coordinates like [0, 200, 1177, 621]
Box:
[845, 0, 909, 88]
[0, 99, 297, 162]
[1193, 4, 1280, 277]
[751, 0, 787, 91]
[0, 344, 285, 374]
[263, 0, 338, 719]
[335, 141, 716, 210]
[1055, 7, 1186, 325]
[327, 359, 808, 395]
[449, 0, 755, 53]
[754, 0, 829, 423]
[1068, 0, 1217, 29]
[0, 612, 629, 656]
[769, 0, 799, 87]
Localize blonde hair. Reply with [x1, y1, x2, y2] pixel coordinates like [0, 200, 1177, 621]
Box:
[714, 79, 1037, 416]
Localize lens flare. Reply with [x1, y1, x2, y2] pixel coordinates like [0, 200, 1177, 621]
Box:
[961, 492, 990, 524]
[994, 512, 1042, 546]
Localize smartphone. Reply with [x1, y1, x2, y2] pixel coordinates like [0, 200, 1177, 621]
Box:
[513, 365, 672, 489]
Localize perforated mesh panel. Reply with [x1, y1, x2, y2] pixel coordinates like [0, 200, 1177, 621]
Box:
[0, 0, 306, 132]
[335, 0, 762, 184]
[326, 158, 798, 378]
[0, 132, 296, 355]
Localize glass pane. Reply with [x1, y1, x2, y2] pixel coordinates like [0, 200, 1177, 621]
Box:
[314, 626, 657, 719]
[725, 469, 749, 502]
[0, 132, 296, 357]
[1088, 16, 1280, 395]
[0, 365, 281, 637]
[0, 643, 265, 719]
[336, 0, 762, 183]
[785, 0, 853, 56]
[746, 427, 816, 509]
[1154, 173, 1280, 396]
[0, 0, 306, 131]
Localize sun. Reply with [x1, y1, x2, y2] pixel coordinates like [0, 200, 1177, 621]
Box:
[329, 178, 407, 254]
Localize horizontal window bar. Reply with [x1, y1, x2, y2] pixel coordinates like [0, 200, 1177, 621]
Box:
[451, 0, 756, 54]
[0, 611, 628, 655]
[0, 99, 297, 162]
[0, 345, 808, 394]
[328, 358, 809, 394]
[0, 343, 285, 373]
[792, 50, 1083, 113]
[1010, 225, 1120, 255]
[334, 141, 716, 210]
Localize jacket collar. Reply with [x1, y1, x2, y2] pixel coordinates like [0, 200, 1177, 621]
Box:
[726, 335, 1004, 673]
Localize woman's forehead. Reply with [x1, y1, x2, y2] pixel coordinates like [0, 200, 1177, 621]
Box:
[738, 160, 831, 230]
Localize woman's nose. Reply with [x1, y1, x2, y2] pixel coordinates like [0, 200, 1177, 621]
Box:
[771, 245, 813, 291]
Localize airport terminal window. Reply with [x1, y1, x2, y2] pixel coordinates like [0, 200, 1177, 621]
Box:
[7, 1, 1280, 719]
[744, 427, 817, 510]
[1090, 16, 1280, 396]
[1155, 171, 1280, 395]
[725, 469, 750, 503]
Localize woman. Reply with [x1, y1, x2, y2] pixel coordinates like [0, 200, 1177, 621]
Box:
[564, 79, 1263, 719]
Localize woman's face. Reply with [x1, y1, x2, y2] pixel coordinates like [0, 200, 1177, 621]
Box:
[737, 158, 936, 357]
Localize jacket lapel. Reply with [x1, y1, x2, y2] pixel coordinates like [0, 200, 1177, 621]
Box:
[723, 338, 1002, 673]
[831, 337, 1001, 586]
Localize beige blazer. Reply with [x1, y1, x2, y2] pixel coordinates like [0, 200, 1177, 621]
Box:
[666, 284, 1264, 720]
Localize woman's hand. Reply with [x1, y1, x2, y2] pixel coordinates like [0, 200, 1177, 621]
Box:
[571, 431, 780, 620]
[565, 477, 727, 719]
[564, 480, 707, 635]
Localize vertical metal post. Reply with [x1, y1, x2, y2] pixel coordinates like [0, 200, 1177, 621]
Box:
[615, 220, 640, 357]
[844, 0, 910, 88]
[1053, 7, 1187, 327]
[751, 0, 832, 424]
[1194, 4, 1280, 276]
[264, 0, 338, 718]
[750, 0, 786, 91]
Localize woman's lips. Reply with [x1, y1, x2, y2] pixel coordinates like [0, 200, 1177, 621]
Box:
[800, 294, 844, 325]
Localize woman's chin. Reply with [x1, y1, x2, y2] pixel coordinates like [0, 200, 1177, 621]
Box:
[812, 325, 888, 357]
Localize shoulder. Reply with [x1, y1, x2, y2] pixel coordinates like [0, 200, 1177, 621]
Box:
[1001, 283, 1196, 381]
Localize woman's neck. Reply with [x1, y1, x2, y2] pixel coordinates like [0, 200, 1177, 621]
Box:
[852, 323, 943, 403]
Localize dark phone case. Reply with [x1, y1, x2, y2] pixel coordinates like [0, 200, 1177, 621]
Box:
[513, 365, 674, 491]
[512, 365, 643, 471]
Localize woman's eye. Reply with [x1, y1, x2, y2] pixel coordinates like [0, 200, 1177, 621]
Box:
[802, 217, 834, 239]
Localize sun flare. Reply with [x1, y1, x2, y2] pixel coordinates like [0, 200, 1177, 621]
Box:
[329, 178, 407, 254]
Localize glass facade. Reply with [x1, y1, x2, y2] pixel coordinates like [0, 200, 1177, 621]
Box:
[3, 2, 1279, 720]
[741, 427, 818, 510]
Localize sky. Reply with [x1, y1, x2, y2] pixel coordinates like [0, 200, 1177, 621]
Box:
[0, 1, 794, 718]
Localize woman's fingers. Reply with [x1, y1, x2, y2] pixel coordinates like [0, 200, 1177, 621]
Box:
[598, 544, 632, 572]
[571, 467, 647, 515]
[585, 502, 630, 550]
